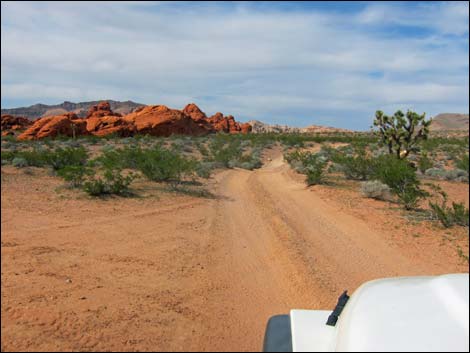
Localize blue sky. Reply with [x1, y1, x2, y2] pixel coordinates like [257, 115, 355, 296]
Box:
[1, 1, 468, 130]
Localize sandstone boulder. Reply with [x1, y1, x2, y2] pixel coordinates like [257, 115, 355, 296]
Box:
[86, 116, 135, 137]
[17, 113, 88, 140]
[207, 112, 249, 133]
[86, 101, 121, 119]
[183, 103, 207, 122]
[1, 114, 33, 131]
[124, 105, 211, 136]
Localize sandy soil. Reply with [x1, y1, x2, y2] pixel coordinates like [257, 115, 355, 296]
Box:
[1, 148, 468, 352]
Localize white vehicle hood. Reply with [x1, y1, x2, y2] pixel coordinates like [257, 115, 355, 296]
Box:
[291, 273, 469, 352]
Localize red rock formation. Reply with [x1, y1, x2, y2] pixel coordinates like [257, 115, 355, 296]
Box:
[17, 113, 88, 140]
[86, 116, 135, 137]
[124, 105, 211, 137]
[14, 102, 251, 139]
[240, 123, 252, 134]
[183, 103, 207, 122]
[207, 112, 249, 133]
[85, 101, 121, 119]
[1, 114, 33, 131]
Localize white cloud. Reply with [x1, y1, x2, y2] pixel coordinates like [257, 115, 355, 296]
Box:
[1, 1, 468, 129]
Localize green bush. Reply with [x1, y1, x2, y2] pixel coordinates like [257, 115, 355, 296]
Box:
[417, 152, 433, 174]
[82, 169, 136, 196]
[456, 154, 469, 173]
[136, 146, 196, 182]
[429, 190, 469, 228]
[195, 162, 215, 179]
[372, 155, 428, 210]
[46, 147, 88, 171]
[285, 151, 327, 185]
[209, 138, 243, 167]
[332, 152, 374, 180]
[57, 165, 93, 188]
[95, 145, 197, 182]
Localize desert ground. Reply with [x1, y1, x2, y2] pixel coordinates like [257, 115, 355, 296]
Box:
[1, 144, 468, 352]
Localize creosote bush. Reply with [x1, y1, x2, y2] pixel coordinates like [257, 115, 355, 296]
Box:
[82, 169, 136, 196]
[372, 155, 428, 210]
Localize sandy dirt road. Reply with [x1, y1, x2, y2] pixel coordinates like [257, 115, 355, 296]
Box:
[1, 150, 467, 352]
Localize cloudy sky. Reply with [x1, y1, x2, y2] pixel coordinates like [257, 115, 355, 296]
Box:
[1, 1, 469, 129]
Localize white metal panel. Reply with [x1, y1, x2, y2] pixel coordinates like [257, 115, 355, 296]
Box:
[289, 274, 469, 352]
[290, 310, 336, 352]
[334, 273, 469, 352]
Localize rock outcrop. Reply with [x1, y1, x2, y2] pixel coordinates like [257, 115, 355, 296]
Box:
[207, 112, 251, 134]
[183, 103, 207, 122]
[1, 114, 33, 132]
[124, 105, 211, 137]
[85, 116, 135, 137]
[15, 101, 251, 140]
[85, 101, 122, 119]
[17, 113, 88, 140]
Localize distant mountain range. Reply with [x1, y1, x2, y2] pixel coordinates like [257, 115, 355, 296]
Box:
[1, 100, 145, 120]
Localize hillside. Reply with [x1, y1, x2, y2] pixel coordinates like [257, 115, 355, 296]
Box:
[431, 113, 469, 131]
[1, 100, 145, 120]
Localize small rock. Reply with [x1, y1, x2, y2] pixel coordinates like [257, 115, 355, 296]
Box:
[65, 278, 72, 284]
[79, 296, 87, 300]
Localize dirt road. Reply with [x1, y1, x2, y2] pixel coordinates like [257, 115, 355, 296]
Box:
[1, 150, 467, 351]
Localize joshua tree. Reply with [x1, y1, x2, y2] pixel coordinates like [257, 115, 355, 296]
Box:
[373, 110, 431, 159]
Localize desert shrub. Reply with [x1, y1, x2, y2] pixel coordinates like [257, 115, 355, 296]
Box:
[417, 152, 433, 174]
[209, 138, 243, 167]
[195, 162, 214, 179]
[12, 149, 50, 167]
[46, 147, 88, 171]
[12, 157, 28, 168]
[136, 146, 196, 182]
[197, 143, 210, 157]
[456, 154, 469, 173]
[57, 165, 93, 188]
[101, 145, 116, 154]
[424, 168, 446, 179]
[372, 155, 428, 210]
[305, 159, 327, 185]
[361, 180, 391, 200]
[232, 151, 263, 170]
[82, 169, 136, 196]
[429, 190, 469, 228]
[424, 168, 468, 182]
[332, 152, 374, 180]
[285, 150, 327, 185]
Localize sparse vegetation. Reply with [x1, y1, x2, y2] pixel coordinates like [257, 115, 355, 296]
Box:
[417, 151, 433, 174]
[82, 169, 136, 196]
[285, 150, 327, 185]
[429, 188, 469, 228]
